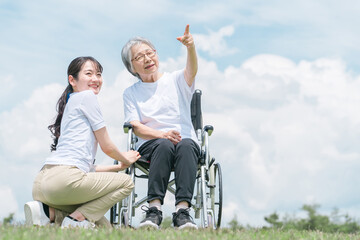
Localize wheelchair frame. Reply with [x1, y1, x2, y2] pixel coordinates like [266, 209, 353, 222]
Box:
[110, 89, 223, 229]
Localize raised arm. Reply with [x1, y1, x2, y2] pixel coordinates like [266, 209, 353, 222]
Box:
[131, 120, 181, 145]
[94, 127, 140, 165]
[177, 24, 198, 87]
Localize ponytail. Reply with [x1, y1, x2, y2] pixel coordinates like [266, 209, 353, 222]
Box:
[48, 84, 73, 151]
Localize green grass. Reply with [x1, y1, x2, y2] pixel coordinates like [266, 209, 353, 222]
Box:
[1, 226, 360, 240]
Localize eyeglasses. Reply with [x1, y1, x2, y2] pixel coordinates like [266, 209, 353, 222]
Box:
[131, 50, 157, 62]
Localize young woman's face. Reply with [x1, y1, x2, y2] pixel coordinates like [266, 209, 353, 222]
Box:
[69, 60, 103, 94]
[131, 43, 159, 77]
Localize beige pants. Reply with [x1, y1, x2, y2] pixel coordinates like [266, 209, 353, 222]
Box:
[32, 165, 133, 223]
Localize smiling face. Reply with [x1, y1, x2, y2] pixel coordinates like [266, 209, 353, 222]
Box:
[69, 60, 103, 94]
[131, 43, 160, 82]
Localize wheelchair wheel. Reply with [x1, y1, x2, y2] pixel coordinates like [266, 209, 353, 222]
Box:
[209, 163, 223, 229]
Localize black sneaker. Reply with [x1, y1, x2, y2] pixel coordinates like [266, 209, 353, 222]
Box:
[172, 208, 198, 229]
[138, 206, 163, 229]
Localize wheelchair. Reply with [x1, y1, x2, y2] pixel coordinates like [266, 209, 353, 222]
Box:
[110, 89, 223, 229]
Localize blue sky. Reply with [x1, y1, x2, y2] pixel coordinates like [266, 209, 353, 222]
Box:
[1, 0, 360, 227]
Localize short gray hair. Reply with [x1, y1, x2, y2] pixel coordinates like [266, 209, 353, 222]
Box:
[121, 37, 156, 80]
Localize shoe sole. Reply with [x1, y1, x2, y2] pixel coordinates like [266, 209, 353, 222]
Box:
[24, 202, 35, 226]
[177, 222, 198, 230]
[138, 220, 160, 229]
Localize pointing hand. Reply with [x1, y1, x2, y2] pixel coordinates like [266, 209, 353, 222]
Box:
[176, 24, 194, 48]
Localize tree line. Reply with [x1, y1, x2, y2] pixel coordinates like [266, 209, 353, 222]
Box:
[229, 204, 360, 233]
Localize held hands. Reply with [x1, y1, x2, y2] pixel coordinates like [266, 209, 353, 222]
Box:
[121, 150, 141, 166]
[163, 130, 182, 145]
[177, 24, 194, 48]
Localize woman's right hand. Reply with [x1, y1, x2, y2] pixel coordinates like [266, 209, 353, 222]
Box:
[162, 130, 182, 145]
[121, 150, 141, 165]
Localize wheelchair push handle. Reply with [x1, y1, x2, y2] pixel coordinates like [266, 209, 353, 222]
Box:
[123, 122, 133, 133]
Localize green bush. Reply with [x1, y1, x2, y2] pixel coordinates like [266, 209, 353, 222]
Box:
[264, 204, 360, 233]
[1, 213, 14, 226]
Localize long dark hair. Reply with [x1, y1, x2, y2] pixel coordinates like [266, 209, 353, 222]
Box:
[48, 56, 103, 151]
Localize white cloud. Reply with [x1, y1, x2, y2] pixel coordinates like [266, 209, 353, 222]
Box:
[195, 53, 360, 225]
[223, 201, 241, 221]
[194, 25, 238, 57]
[0, 83, 63, 162]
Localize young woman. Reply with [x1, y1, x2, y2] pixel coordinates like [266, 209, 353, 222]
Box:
[24, 56, 140, 228]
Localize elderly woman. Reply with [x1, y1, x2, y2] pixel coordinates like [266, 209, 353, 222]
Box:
[121, 25, 199, 229]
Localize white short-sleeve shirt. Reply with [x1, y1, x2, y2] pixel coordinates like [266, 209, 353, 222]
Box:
[123, 69, 198, 149]
[44, 90, 105, 172]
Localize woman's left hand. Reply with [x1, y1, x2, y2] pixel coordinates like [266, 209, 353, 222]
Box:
[177, 24, 194, 48]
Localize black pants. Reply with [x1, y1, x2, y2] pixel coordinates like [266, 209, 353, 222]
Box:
[138, 138, 200, 206]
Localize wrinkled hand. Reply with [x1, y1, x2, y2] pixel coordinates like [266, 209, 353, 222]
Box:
[122, 150, 140, 165]
[176, 24, 194, 48]
[163, 130, 182, 145]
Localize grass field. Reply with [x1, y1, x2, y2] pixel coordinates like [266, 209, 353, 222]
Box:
[1, 226, 360, 240]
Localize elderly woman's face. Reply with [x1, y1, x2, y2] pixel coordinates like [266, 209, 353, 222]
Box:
[131, 43, 159, 78]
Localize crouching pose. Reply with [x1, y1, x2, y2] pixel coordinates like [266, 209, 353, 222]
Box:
[24, 56, 140, 228]
[121, 25, 200, 229]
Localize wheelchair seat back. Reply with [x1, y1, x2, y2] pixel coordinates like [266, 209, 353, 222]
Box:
[191, 89, 203, 132]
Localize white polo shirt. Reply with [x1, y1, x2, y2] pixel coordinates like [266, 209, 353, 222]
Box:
[44, 90, 105, 172]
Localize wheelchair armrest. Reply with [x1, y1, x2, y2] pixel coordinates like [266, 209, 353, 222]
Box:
[204, 125, 214, 136]
[123, 122, 133, 134]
